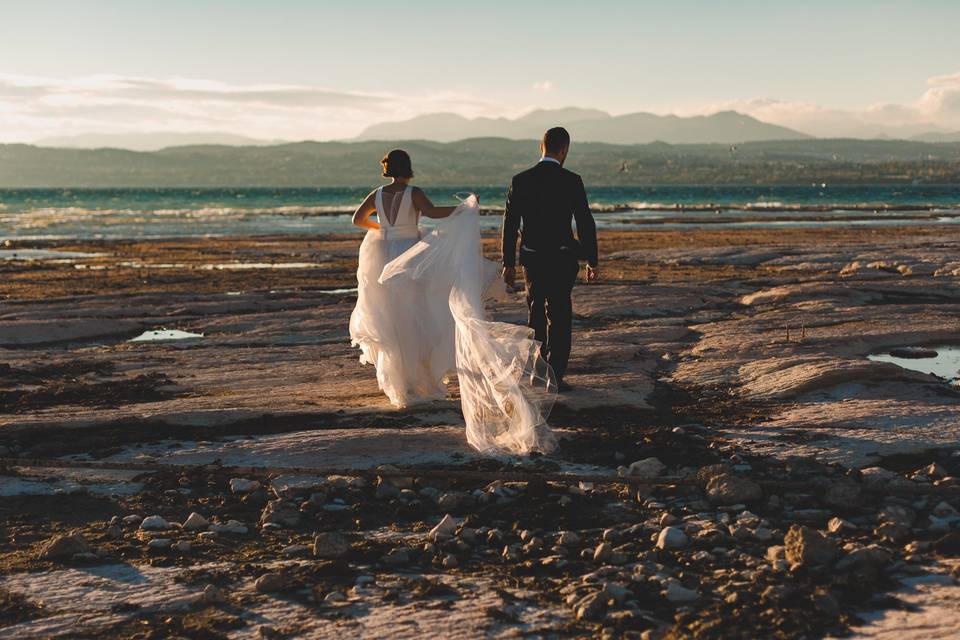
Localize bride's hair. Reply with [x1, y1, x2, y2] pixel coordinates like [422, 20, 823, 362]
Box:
[381, 149, 414, 178]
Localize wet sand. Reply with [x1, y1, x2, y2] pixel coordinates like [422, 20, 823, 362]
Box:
[1, 225, 959, 638]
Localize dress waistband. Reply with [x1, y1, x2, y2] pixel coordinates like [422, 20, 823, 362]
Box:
[375, 226, 420, 240]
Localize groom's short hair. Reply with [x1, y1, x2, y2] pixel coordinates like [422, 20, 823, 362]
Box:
[542, 127, 570, 153]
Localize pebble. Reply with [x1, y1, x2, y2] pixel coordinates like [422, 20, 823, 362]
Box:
[254, 572, 286, 593]
[557, 531, 581, 546]
[259, 500, 301, 529]
[106, 525, 123, 539]
[139, 515, 172, 531]
[202, 585, 226, 603]
[324, 591, 347, 603]
[753, 527, 773, 542]
[172, 541, 192, 553]
[437, 492, 465, 510]
[664, 580, 700, 603]
[383, 548, 411, 565]
[707, 474, 762, 505]
[784, 525, 837, 566]
[656, 527, 689, 551]
[593, 542, 613, 562]
[313, 532, 350, 559]
[659, 513, 679, 527]
[824, 480, 861, 508]
[601, 528, 622, 543]
[147, 538, 172, 550]
[37, 533, 93, 561]
[827, 517, 856, 534]
[229, 478, 261, 494]
[181, 512, 209, 531]
[573, 590, 608, 621]
[281, 544, 310, 556]
[429, 514, 462, 541]
[375, 481, 401, 499]
[627, 457, 666, 479]
[442, 554, 459, 568]
[121, 515, 142, 527]
[209, 520, 248, 535]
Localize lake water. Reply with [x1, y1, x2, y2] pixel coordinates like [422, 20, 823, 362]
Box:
[2, 185, 959, 240]
[869, 346, 960, 383]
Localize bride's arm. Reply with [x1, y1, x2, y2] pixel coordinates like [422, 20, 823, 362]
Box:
[412, 187, 457, 219]
[352, 191, 380, 230]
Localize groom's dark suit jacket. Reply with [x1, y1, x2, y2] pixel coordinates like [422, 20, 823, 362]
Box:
[501, 161, 598, 269]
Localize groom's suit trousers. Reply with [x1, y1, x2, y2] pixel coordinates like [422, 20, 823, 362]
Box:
[524, 252, 580, 384]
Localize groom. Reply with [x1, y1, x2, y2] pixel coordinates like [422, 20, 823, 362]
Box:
[501, 127, 599, 392]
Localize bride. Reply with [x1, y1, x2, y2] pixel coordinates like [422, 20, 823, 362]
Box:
[350, 149, 557, 455]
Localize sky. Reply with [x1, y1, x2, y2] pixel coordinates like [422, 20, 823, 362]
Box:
[1, 0, 959, 142]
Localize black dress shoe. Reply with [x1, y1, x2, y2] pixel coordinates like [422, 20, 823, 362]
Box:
[557, 381, 573, 393]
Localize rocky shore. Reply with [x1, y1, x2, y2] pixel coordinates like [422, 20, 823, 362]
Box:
[1, 224, 958, 638]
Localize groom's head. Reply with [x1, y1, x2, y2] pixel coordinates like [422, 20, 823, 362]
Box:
[541, 127, 570, 165]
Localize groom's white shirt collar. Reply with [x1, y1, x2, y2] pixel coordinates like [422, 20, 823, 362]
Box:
[539, 156, 561, 165]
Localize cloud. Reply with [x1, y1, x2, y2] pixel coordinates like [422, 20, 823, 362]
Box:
[4, 71, 960, 143]
[689, 71, 960, 137]
[0, 73, 506, 143]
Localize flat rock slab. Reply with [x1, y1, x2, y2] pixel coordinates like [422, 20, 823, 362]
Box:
[843, 565, 960, 640]
[0, 562, 570, 639]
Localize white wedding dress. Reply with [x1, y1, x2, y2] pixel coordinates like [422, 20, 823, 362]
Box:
[350, 189, 557, 455]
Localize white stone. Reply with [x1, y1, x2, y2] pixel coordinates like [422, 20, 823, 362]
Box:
[627, 457, 666, 479]
[209, 520, 247, 534]
[181, 512, 209, 531]
[664, 580, 700, 603]
[139, 515, 171, 531]
[656, 526, 689, 550]
[428, 514, 462, 541]
[229, 478, 261, 494]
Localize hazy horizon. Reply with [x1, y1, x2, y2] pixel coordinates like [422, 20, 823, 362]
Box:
[2, 0, 959, 144]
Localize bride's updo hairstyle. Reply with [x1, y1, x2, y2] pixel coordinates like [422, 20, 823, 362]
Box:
[381, 149, 414, 179]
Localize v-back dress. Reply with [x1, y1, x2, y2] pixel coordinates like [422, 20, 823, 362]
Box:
[349, 186, 453, 407]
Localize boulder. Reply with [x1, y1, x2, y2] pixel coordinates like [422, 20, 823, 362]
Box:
[706, 475, 762, 505]
[784, 525, 837, 567]
[37, 533, 92, 561]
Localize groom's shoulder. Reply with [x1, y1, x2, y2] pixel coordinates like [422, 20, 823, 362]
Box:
[512, 164, 540, 181]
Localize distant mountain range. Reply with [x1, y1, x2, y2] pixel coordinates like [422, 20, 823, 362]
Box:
[25, 109, 960, 151]
[4, 138, 960, 187]
[35, 131, 281, 152]
[909, 131, 960, 143]
[357, 108, 812, 145]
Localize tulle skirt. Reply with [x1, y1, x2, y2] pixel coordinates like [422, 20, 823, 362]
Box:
[380, 197, 558, 455]
[349, 226, 454, 407]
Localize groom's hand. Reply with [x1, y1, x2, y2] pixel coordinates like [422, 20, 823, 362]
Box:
[585, 264, 599, 283]
[502, 266, 516, 289]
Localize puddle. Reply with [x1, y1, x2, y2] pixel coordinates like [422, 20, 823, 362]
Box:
[129, 329, 204, 342]
[869, 345, 960, 382]
[0, 249, 103, 261]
